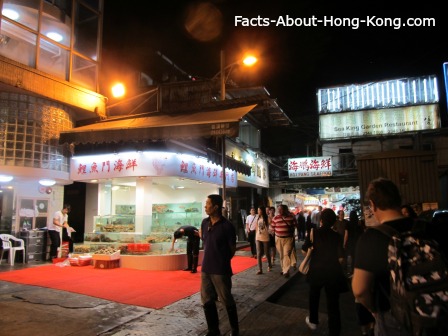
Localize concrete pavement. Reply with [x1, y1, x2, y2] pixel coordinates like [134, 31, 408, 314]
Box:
[0, 242, 362, 336]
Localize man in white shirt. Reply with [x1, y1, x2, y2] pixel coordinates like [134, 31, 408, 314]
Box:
[48, 204, 71, 260]
[311, 206, 323, 229]
[245, 207, 258, 258]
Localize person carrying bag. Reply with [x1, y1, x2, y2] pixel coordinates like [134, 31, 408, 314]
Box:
[299, 229, 313, 274]
[303, 208, 345, 335]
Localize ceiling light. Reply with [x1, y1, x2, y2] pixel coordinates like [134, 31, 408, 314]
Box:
[46, 32, 63, 42]
[39, 179, 56, 186]
[0, 175, 13, 182]
[111, 186, 120, 191]
[2, 9, 19, 20]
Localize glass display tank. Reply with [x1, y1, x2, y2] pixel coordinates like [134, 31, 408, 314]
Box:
[76, 202, 203, 256]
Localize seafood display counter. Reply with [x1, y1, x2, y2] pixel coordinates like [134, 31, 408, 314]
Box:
[74, 202, 204, 270]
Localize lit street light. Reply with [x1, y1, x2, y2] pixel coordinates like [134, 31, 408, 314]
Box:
[111, 83, 126, 98]
[218, 51, 258, 100]
[217, 50, 258, 213]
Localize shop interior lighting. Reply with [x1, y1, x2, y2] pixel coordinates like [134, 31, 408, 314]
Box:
[39, 179, 56, 186]
[0, 175, 13, 182]
[1, 4, 68, 54]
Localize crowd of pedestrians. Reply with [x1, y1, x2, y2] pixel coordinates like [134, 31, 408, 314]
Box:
[199, 177, 447, 336]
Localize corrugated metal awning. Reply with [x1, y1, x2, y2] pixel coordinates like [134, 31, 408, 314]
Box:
[59, 104, 257, 145]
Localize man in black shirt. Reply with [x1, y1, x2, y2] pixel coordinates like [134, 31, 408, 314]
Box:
[352, 177, 413, 335]
[170, 225, 200, 273]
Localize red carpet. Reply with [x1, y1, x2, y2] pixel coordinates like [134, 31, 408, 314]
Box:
[0, 256, 257, 309]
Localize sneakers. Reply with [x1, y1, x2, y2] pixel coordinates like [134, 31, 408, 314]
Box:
[305, 316, 317, 330]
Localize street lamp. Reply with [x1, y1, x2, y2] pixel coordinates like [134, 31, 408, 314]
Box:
[111, 83, 126, 98]
[217, 50, 258, 100]
[217, 50, 258, 213]
[106, 84, 158, 117]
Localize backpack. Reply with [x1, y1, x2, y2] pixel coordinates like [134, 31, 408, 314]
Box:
[375, 224, 448, 335]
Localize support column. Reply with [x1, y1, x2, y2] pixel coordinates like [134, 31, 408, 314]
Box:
[135, 178, 153, 235]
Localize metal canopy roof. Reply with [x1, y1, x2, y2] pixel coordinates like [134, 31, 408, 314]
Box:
[59, 104, 257, 145]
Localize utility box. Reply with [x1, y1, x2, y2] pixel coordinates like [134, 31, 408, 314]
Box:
[357, 150, 440, 208]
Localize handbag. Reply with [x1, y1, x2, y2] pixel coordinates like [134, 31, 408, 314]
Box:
[337, 270, 350, 293]
[299, 247, 312, 274]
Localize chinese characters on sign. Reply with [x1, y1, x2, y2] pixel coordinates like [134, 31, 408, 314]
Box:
[288, 156, 332, 178]
[70, 152, 238, 187]
[227, 143, 269, 188]
[77, 158, 138, 175]
[210, 123, 232, 136]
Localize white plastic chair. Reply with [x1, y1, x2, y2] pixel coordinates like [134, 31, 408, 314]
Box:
[0, 234, 25, 265]
[0, 234, 12, 265]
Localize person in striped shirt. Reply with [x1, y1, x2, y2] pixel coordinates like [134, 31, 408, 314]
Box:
[270, 204, 297, 278]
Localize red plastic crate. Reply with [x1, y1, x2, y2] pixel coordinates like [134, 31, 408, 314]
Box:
[127, 243, 150, 252]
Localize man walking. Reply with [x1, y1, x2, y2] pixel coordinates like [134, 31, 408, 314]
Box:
[352, 177, 413, 335]
[271, 204, 296, 278]
[201, 194, 239, 336]
[311, 206, 323, 229]
[245, 207, 258, 258]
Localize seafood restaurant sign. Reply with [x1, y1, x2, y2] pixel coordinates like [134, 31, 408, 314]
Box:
[319, 104, 439, 140]
[70, 152, 237, 187]
[288, 156, 332, 178]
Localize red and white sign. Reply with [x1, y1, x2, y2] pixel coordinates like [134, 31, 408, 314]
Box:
[288, 156, 332, 178]
[70, 151, 237, 187]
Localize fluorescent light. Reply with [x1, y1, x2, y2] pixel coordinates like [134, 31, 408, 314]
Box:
[46, 32, 63, 42]
[0, 175, 13, 182]
[39, 179, 56, 186]
[2, 9, 19, 20]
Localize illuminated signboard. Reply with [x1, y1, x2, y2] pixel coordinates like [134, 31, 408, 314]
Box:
[70, 151, 237, 187]
[319, 104, 439, 140]
[226, 142, 269, 188]
[288, 156, 332, 178]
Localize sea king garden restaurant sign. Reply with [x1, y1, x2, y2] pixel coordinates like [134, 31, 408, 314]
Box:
[319, 104, 439, 140]
[288, 156, 332, 178]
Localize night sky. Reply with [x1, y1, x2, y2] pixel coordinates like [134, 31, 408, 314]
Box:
[101, 0, 447, 157]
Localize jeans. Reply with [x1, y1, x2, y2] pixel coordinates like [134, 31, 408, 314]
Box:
[201, 273, 236, 307]
[48, 230, 60, 259]
[256, 240, 271, 271]
[187, 236, 200, 256]
[309, 281, 341, 336]
[248, 230, 256, 256]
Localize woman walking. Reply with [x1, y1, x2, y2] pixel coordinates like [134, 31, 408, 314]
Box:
[302, 208, 345, 336]
[255, 206, 272, 274]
